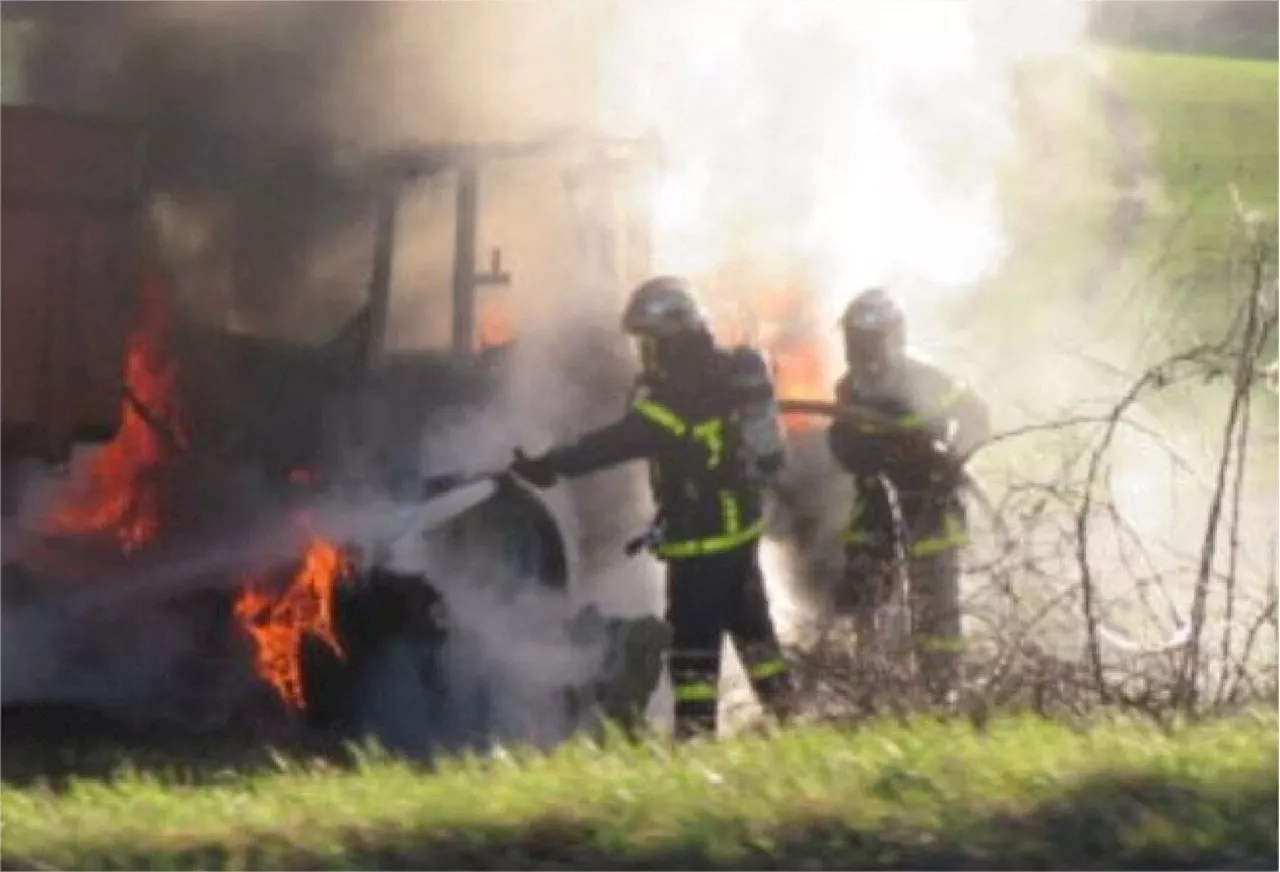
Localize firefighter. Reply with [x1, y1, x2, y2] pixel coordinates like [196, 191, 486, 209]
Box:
[826, 287, 990, 706]
[510, 275, 794, 739]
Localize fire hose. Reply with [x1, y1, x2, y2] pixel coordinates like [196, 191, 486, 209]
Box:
[777, 398, 1192, 656]
[616, 399, 1011, 560]
[775, 398, 1009, 545]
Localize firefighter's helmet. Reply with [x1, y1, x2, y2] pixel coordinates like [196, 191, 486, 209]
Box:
[621, 275, 712, 377]
[838, 288, 906, 377]
[621, 275, 710, 338]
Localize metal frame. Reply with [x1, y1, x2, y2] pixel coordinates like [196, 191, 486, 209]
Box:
[357, 135, 659, 370]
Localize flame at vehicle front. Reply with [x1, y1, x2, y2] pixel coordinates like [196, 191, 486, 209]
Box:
[234, 533, 352, 711]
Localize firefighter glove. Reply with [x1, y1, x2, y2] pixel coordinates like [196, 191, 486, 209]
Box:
[925, 444, 966, 489]
[510, 448, 559, 489]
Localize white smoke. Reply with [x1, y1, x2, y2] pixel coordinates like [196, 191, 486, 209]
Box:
[593, 0, 1089, 346]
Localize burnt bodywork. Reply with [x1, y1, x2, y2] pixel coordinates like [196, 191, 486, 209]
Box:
[0, 106, 141, 473]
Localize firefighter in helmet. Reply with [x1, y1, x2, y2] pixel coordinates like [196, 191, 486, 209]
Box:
[511, 275, 794, 739]
[826, 287, 990, 705]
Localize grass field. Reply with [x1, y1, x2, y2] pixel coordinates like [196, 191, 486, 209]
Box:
[1116, 50, 1274, 208]
[3, 714, 1276, 870]
[986, 48, 1276, 311]
[962, 46, 1277, 419]
[1114, 51, 1277, 214]
[1110, 50, 1277, 314]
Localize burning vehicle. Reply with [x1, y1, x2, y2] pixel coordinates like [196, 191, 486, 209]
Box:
[1, 101, 671, 757]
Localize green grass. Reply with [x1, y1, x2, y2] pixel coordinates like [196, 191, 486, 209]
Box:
[3, 714, 1276, 870]
[1113, 51, 1277, 209]
[964, 47, 1276, 367]
[1110, 51, 1277, 301]
[1104, 49, 1278, 435]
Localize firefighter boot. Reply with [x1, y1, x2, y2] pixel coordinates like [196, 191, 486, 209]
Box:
[670, 647, 721, 741]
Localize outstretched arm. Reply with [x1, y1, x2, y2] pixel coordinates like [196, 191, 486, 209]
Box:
[546, 410, 660, 478]
[513, 400, 667, 487]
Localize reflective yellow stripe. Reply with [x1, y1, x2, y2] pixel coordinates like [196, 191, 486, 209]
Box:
[908, 512, 968, 558]
[897, 384, 968, 429]
[748, 658, 788, 680]
[842, 494, 868, 543]
[674, 681, 718, 702]
[633, 399, 753, 559]
[633, 399, 687, 436]
[719, 490, 740, 536]
[917, 636, 965, 654]
[935, 384, 969, 412]
[851, 383, 970, 433]
[658, 517, 766, 558]
[692, 419, 725, 468]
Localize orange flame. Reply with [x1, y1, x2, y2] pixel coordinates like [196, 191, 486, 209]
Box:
[718, 288, 836, 433]
[45, 274, 189, 553]
[476, 293, 515, 351]
[233, 535, 351, 710]
[771, 338, 834, 433]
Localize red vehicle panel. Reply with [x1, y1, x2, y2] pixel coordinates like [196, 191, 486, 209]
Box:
[2, 105, 144, 463]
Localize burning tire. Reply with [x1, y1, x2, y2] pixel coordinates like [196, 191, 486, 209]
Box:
[289, 475, 573, 751]
[290, 472, 667, 755]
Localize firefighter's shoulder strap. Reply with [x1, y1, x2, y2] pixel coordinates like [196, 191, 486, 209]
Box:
[904, 359, 973, 421]
[628, 384, 765, 559]
[631, 384, 690, 437]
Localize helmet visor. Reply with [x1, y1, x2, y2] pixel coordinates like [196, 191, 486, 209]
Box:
[844, 326, 897, 374]
[633, 335, 663, 375]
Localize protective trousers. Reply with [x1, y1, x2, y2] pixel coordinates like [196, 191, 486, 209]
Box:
[906, 548, 962, 704]
[665, 542, 791, 738]
[842, 476, 965, 704]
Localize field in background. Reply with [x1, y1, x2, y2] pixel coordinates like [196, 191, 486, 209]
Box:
[1116, 52, 1277, 216]
[3, 713, 1275, 870]
[955, 44, 1277, 498]
[1110, 51, 1277, 323]
[969, 48, 1276, 342]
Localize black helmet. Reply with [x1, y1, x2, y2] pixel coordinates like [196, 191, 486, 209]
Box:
[621, 275, 710, 338]
[621, 275, 712, 377]
[838, 287, 906, 376]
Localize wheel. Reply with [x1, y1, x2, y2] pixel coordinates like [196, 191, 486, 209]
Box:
[434, 475, 569, 597]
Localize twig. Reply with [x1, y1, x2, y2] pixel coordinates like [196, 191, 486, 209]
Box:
[1178, 282, 1265, 711]
[1075, 346, 1219, 701]
[1213, 333, 1258, 706]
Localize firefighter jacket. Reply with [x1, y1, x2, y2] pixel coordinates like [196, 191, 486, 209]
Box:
[542, 347, 769, 560]
[827, 357, 990, 558]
